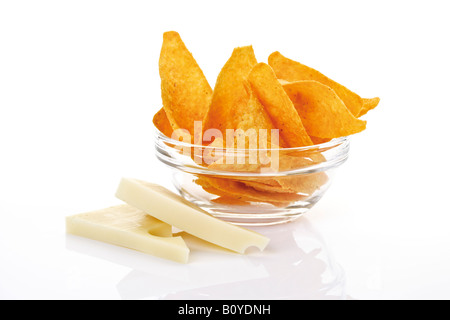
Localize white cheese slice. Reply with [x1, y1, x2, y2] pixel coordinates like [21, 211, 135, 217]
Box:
[66, 204, 189, 263]
[115, 178, 270, 253]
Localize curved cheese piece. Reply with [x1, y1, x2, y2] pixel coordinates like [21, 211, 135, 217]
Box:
[66, 204, 189, 263]
[115, 178, 270, 254]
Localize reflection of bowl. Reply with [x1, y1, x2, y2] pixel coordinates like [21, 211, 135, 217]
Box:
[111, 217, 346, 300]
[155, 129, 350, 226]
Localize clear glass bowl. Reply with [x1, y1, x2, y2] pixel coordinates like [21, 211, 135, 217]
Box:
[154, 129, 350, 226]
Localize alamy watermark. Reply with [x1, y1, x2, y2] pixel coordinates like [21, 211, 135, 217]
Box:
[170, 121, 280, 172]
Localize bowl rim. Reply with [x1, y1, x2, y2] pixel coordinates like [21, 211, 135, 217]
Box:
[154, 127, 350, 152]
[154, 127, 351, 177]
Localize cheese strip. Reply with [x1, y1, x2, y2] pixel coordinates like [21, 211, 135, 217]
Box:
[66, 204, 189, 263]
[115, 178, 270, 253]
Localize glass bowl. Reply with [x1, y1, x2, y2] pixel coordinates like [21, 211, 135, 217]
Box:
[154, 129, 350, 226]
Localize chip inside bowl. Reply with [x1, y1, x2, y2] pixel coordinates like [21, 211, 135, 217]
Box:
[159, 31, 213, 136]
[281, 80, 367, 139]
[248, 63, 313, 148]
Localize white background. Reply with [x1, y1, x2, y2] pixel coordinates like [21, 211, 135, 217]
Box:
[1, 0, 450, 300]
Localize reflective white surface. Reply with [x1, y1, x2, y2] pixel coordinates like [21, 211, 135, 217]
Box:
[0, 204, 345, 299]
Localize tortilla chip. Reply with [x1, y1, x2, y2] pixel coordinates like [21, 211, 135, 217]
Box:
[206, 142, 329, 195]
[359, 97, 381, 117]
[198, 176, 305, 204]
[202, 49, 286, 170]
[270, 153, 329, 193]
[277, 172, 329, 195]
[196, 177, 268, 204]
[154, 34, 378, 210]
[152, 108, 173, 137]
[203, 46, 283, 149]
[203, 134, 330, 196]
[159, 31, 212, 135]
[196, 177, 250, 200]
[248, 63, 313, 148]
[201, 137, 226, 166]
[243, 180, 298, 194]
[310, 136, 332, 145]
[203, 46, 257, 135]
[268, 51, 379, 117]
[282, 80, 367, 139]
[211, 196, 252, 206]
[212, 195, 290, 208]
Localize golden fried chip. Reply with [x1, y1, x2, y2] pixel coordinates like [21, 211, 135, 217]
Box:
[211, 194, 290, 208]
[359, 97, 381, 117]
[203, 46, 282, 148]
[231, 162, 328, 196]
[154, 33, 378, 210]
[196, 177, 247, 199]
[269, 153, 329, 194]
[277, 172, 329, 196]
[152, 107, 173, 137]
[243, 180, 296, 194]
[309, 136, 332, 145]
[268, 51, 379, 117]
[203, 46, 257, 135]
[202, 48, 285, 170]
[159, 31, 212, 135]
[211, 196, 252, 206]
[248, 63, 313, 148]
[196, 176, 261, 203]
[282, 80, 367, 139]
[199, 176, 305, 204]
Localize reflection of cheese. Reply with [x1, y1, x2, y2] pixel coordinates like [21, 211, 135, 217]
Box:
[115, 178, 270, 253]
[66, 204, 189, 263]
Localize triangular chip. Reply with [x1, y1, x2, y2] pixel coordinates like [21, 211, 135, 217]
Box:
[242, 180, 296, 194]
[197, 176, 305, 205]
[152, 107, 173, 138]
[309, 136, 332, 144]
[268, 51, 379, 117]
[203, 46, 257, 135]
[247, 63, 313, 148]
[203, 46, 282, 148]
[159, 31, 213, 135]
[282, 80, 367, 139]
[359, 97, 381, 117]
[211, 196, 252, 206]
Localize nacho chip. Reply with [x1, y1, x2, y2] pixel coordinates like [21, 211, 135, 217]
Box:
[231, 177, 288, 194]
[202, 48, 285, 171]
[243, 180, 296, 194]
[203, 46, 257, 135]
[203, 46, 282, 148]
[238, 165, 328, 196]
[359, 97, 381, 117]
[196, 176, 273, 205]
[248, 63, 313, 148]
[282, 80, 367, 139]
[268, 51, 379, 117]
[277, 172, 329, 196]
[198, 176, 305, 204]
[270, 153, 329, 194]
[196, 177, 251, 201]
[211, 196, 252, 206]
[152, 107, 173, 137]
[212, 195, 290, 208]
[201, 137, 226, 166]
[153, 33, 379, 212]
[159, 31, 212, 135]
[310, 136, 332, 145]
